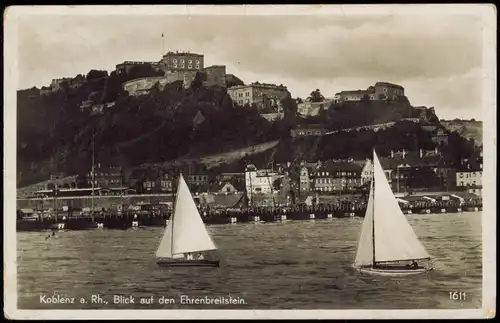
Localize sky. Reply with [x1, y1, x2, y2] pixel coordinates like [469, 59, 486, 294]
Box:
[13, 5, 493, 120]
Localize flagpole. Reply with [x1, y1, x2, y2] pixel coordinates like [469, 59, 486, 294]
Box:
[161, 33, 165, 55]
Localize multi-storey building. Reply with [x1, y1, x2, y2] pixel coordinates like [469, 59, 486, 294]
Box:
[311, 162, 362, 192]
[88, 164, 124, 189]
[159, 51, 204, 72]
[431, 128, 449, 146]
[375, 150, 442, 192]
[245, 164, 279, 194]
[227, 82, 291, 112]
[373, 82, 405, 100]
[115, 61, 161, 74]
[299, 166, 313, 192]
[333, 81, 405, 103]
[456, 170, 482, 188]
[117, 51, 234, 92]
[203, 65, 227, 87]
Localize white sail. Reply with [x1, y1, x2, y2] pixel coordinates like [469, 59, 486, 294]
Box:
[171, 174, 217, 255]
[354, 180, 375, 267]
[155, 216, 173, 258]
[372, 150, 431, 263]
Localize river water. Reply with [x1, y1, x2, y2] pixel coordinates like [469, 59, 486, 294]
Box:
[16, 212, 482, 310]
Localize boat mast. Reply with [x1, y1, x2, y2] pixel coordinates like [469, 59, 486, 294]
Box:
[247, 163, 254, 207]
[91, 134, 95, 224]
[371, 154, 376, 267]
[169, 172, 180, 258]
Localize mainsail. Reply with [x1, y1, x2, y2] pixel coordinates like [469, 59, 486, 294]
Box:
[155, 215, 173, 258]
[354, 180, 375, 266]
[354, 150, 430, 266]
[155, 173, 217, 259]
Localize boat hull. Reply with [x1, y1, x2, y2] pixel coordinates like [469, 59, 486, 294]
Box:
[156, 259, 220, 267]
[354, 265, 433, 276]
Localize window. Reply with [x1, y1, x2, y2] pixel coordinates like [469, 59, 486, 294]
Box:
[195, 60, 200, 64]
[180, 64, 185, 68]
[188, 60, 192, 64]
[173, 63, 178, 68]
[188, 64, 192, 69]
[246, 92, 249, 97]
[195, 64, 200, 69]
[384, 88, 387, 92]
[245, 99, 249, 104]
[173, 59, 178, 63]
[180, 59, 185, 64]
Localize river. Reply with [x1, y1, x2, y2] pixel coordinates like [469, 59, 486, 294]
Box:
[17, 212, 482, 309]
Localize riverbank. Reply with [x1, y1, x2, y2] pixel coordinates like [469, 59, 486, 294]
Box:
[16, 201, 482, 232]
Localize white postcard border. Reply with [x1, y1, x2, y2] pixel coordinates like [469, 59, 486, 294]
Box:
[3, 4, 496, 320]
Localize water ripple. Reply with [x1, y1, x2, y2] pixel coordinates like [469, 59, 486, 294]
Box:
[17, 212, 482, 309]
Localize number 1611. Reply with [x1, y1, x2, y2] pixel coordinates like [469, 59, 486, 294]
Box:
[449, 292, 467, 301]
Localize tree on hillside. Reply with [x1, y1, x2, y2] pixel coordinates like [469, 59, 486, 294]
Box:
[226, 75, 245, 88]
[127, 64, 164, 79]
[86, 70, 108, 81]
[190, 71, 205, 90]
[281, 96, 298, 120]
[296, 97, 304, 104]
[307, 89, 325, 103]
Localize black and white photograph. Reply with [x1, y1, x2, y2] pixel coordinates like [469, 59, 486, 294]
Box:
[4, 4, 496, 320]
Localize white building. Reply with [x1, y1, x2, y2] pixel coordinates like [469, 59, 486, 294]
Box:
[360, 159, 374, 185]
[456, 170, 482, 188]
[299, 166, 312, 192]
[245, 164, 279, 194]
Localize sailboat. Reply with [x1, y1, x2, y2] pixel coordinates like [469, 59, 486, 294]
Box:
[155, 173, 220, 267]
[353, 150, 433, 276]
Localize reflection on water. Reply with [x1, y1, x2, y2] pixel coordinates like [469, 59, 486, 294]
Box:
[17, 212, 482, 309]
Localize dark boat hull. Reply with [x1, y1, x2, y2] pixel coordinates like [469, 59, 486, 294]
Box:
[156, 259, 220, 267]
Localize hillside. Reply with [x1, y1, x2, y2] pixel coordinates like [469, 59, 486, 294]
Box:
[440, 119, 483, 146]
[212, 118, 478, 174]
[17, 71, 291, 187]
[17, 67, 473, 188]
[300, 96, 439, 131]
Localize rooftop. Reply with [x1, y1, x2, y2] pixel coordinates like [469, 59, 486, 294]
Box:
[163, 51, 204, 57]
[337, 90, 369, 95]
[379, 153, 442, 169]
[375, 82, 404, 89]
[293, 123, 327, 129]
[230, 82, 288, 90]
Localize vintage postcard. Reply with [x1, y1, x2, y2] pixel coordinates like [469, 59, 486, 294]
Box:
[4, 4, 496, 320]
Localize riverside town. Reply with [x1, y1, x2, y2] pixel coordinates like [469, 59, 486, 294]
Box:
[17, 49, 483, 231]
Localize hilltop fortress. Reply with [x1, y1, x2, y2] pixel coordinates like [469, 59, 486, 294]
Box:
[119, 51, 229, 96]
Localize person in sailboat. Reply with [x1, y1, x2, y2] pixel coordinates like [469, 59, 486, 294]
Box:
[196, 253, 205, 260]
[186, 253, 194, 260]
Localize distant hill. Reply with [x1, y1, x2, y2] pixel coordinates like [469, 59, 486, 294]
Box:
[440, 119, 482, 146]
